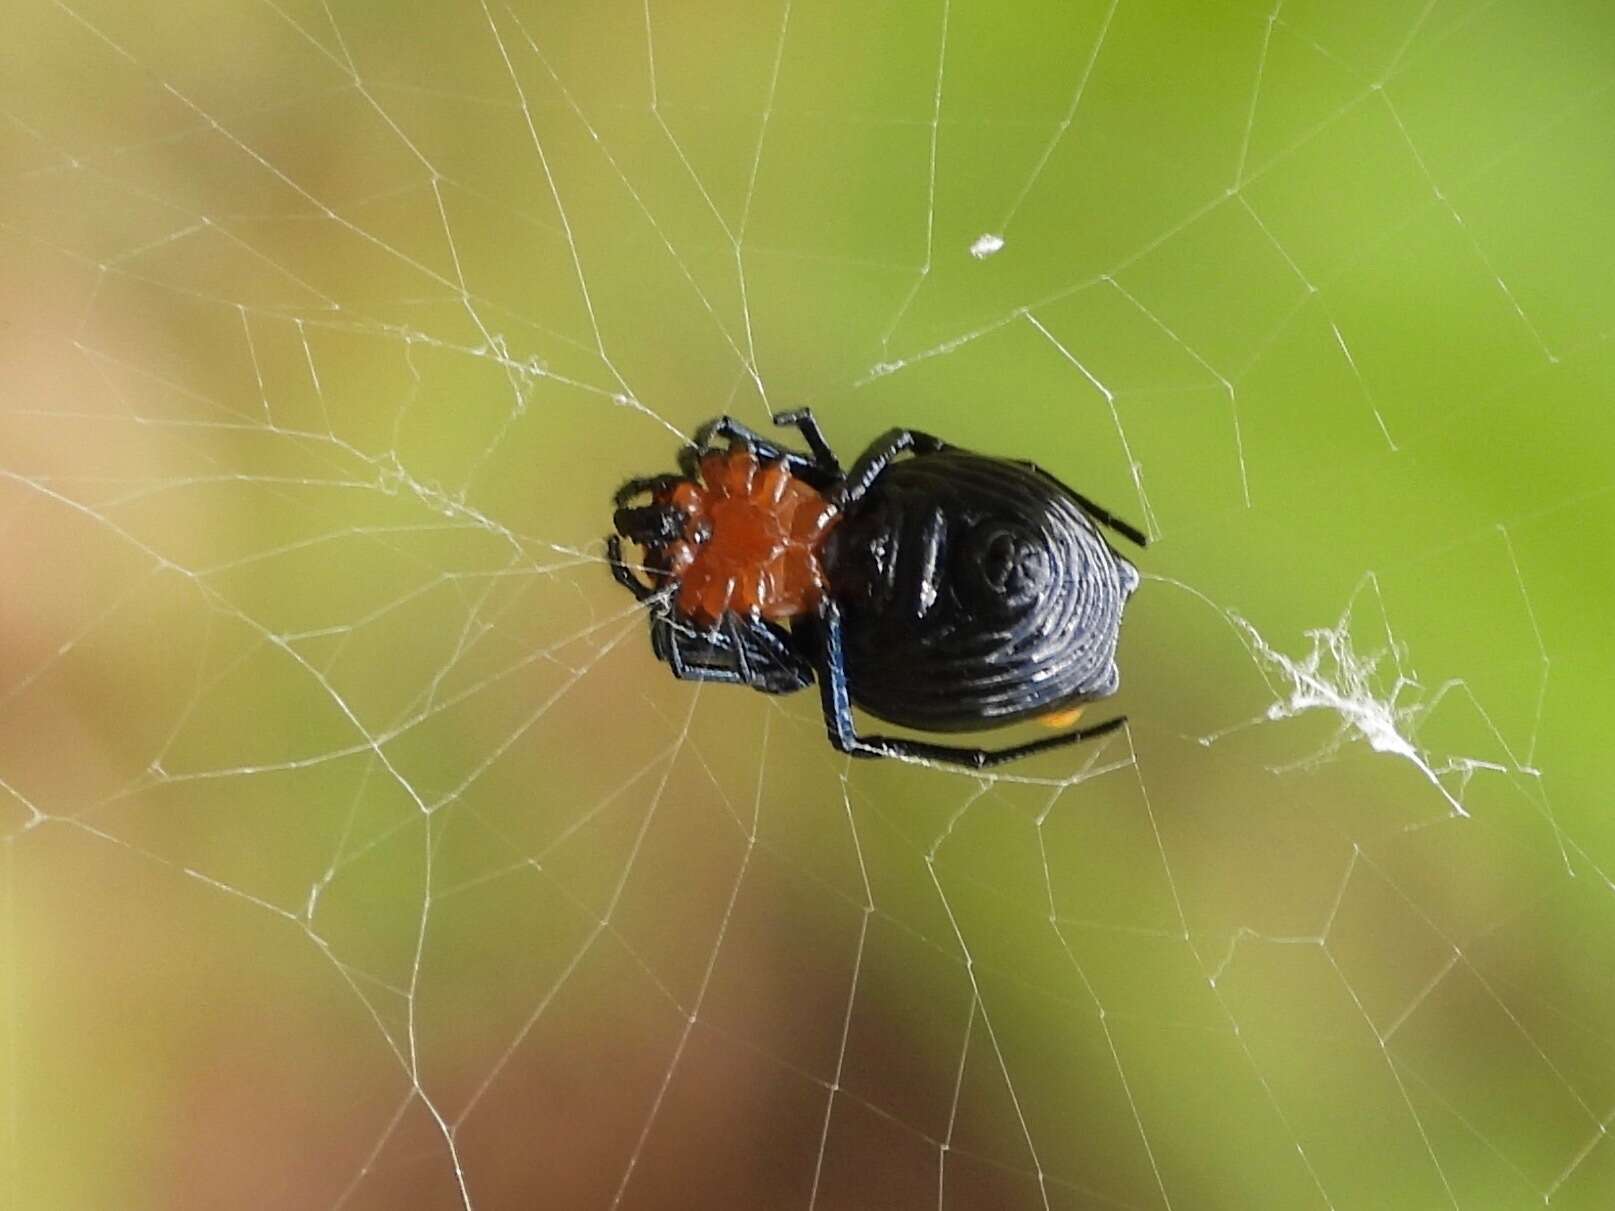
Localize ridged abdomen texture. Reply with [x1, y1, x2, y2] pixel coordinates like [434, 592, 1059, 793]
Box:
[825, 452, 1136, 731]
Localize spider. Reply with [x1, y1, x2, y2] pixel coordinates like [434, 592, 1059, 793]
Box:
[607, 410, 1146, 769]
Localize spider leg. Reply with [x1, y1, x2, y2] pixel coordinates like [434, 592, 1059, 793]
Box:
[771, 408, 842, 475]
[814, 602, 1128, 769]
[656, 615, 744, 685]
[677, 444, 704, 481]
[653, 611, 813, 693]
[612, 474, 684, 509]
[694, 415, 798, 464]
[1016, 461, 1148, 548]
[739, 617, 815, 693]
[724, 614, 757, 686]
[691, 414, 840, 489]
[607, 535, 661, 601]
[834, 428, 952, 509]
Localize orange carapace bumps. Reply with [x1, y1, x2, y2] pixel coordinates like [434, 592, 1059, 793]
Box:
[655, 450, 840, 625]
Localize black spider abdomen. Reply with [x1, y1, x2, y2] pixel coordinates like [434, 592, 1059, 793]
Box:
[824, 452, 1138, 731]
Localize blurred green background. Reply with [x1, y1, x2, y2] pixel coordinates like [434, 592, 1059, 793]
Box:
[3, 0, 1614, 1207]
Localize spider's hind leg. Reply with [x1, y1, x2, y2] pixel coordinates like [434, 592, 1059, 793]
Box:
[1017, 461, 1148, 548]
[813, 601, 1128, 769]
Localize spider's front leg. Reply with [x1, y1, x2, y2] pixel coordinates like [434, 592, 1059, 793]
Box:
[690, 411, 841, 490]
[771, 408, 842, 476]
[654, 612, 814, 695]
[612, 474, 684, 509]
[607, 534, 663, 602]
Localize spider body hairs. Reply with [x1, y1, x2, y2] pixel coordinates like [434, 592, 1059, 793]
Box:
[607, 410, 1145, 769]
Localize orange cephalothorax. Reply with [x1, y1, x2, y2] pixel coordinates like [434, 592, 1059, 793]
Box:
[653, 450, 840, 625]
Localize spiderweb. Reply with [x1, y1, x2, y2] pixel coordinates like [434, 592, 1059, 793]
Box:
[4, 0, 1614, 1207]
